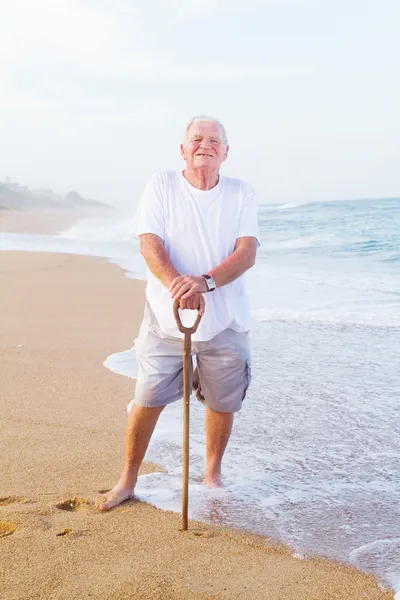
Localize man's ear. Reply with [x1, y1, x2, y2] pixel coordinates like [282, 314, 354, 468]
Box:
[180, 143, 186, 159]
[223, 144, 230, 161]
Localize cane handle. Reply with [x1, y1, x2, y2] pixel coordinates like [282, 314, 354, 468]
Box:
[173, 299, 202, 334]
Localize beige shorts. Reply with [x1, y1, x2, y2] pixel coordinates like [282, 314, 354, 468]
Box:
[133, 306, 252, 413]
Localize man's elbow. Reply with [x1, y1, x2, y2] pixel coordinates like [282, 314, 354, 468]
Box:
[247, 252, 256, 269]
[139, 243, 149, 259]
[236, 237, 258, 270]
[244, 246, 257, 269]
[139, 243, 148, 260]
[139, 234, 163, 259]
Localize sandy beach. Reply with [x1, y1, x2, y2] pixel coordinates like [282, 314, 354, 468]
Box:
[0, 215, 394, 599]
[0, 209, 84, 235]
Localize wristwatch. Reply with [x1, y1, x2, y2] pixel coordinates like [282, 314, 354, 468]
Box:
[202, 274, 216, 292]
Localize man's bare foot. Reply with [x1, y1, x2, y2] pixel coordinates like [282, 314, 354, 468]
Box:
[203, 472, 222, 488]
[95, 483, 136, 512]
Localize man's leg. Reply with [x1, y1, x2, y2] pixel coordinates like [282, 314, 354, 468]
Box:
[203, 407, 234, 488]
[195, 330, 250, 488]
[96, 404, 164, 511]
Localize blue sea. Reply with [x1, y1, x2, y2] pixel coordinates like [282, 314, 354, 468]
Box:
[2, 196, 399, 595]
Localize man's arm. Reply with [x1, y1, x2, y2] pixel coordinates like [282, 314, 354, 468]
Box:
[209, 236, 257, 287]
[169, 236, 258, 301]
[140, 233, 180, 288]
[140, 233, 205, 314]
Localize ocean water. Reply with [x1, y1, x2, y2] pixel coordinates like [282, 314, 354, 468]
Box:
[2, 197, 399, 594]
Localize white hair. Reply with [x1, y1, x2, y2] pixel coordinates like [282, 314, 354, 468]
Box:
[184, 115, 228, 145]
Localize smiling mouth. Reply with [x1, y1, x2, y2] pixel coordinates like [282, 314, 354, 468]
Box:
[196, 153, 213, 157]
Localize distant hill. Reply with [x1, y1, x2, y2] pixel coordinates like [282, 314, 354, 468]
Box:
[0, 181, 113, 211]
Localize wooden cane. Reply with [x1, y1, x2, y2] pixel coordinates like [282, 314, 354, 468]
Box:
[173, 299, 202, 531]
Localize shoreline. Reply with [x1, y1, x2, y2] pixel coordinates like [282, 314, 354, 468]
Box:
[0, 208, 92, 235]
[0, 225, 395, 597]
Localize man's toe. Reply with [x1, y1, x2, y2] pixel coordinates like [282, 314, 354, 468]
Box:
[95, 490, 132, 511]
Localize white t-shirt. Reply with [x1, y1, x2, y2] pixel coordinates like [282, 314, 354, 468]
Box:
[136, 170, 260, 341]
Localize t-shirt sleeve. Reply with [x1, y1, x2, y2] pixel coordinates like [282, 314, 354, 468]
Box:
[237, 184, 261, 246]
[135, 172, 165, 240]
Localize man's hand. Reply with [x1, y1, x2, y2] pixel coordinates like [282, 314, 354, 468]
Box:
[178, 291, 205, 315]
[170, 275, 208, 301]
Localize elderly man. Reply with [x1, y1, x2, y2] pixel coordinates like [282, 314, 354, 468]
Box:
[96, 116, 259, 511]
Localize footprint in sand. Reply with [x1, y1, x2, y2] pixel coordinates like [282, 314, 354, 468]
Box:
[56, 528, 74, 537]
[186, 529, 218, 539]
[0, 521, 17, 538]
[0, 496, 25, 506]
[56, 497, 89, 512]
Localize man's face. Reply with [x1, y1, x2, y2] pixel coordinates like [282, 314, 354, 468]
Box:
[180, 121, 229, 171]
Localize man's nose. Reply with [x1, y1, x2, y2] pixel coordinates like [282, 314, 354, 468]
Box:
[199, 139, 211, 148]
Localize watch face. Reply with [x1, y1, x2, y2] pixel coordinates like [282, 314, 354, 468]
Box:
[203, 275, 215, 291]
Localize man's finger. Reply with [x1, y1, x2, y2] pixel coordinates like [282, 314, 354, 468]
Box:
[180, 286, 199, 300]
[170, 276, 184, 291]
[189, 294, 201, 310]
[178, 293, 205, 315]
[170, 281, 184, 296]
[170, 276, 189, 295]
[172, 282, 192, 299]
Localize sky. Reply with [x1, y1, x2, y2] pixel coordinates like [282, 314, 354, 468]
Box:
[0, 0, 399, 208]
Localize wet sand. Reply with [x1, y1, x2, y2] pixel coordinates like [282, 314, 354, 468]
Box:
[0, 217, 394, 599]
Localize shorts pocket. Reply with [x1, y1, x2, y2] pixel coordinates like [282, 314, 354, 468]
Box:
[192, 366, 205, 405]
[242, 360, 252, 402]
